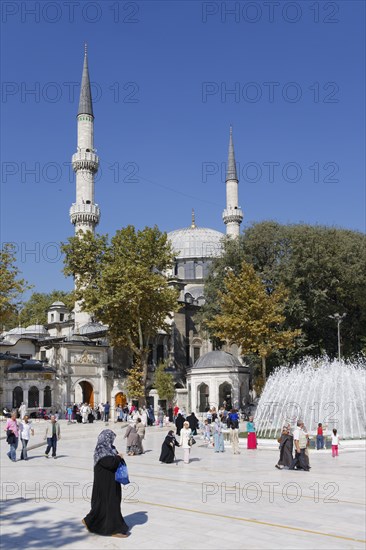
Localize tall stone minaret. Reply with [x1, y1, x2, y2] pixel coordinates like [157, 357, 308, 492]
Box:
[70, 45, 100, 327]
[70, 44, 100, 234]
[222, 126, 243, 238]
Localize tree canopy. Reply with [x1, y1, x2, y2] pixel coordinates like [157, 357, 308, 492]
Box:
[62, 225, 179, 402]
[202, 222, 366, 364]
[18, 291, 74, 326]
[153, 360, 176, 402]
[0, 244, 32, 327]
[207, 261, 300, 380]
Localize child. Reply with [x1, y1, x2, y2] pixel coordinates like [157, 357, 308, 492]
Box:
[331, 428, 340, 457]
[203, 419, 211, 445]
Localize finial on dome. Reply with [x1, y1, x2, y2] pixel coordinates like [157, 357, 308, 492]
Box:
[191, 208, 196, 229]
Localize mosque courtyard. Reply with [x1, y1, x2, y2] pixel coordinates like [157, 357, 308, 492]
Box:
[1, 420, 365, 550]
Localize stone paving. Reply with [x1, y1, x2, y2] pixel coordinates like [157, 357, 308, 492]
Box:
[1, 419, 365, 549]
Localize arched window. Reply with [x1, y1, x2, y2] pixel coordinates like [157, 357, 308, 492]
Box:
[198, 383, 209, 412]
[44, 386, 52, 407]
[13, 386, 23, 408]
[219, 382, 232, 410]
[196, 263, 203, 279]
[185, 293, 193, 304]
[28, 386, 39, 408]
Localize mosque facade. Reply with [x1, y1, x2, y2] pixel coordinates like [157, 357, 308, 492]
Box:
[0, 49, 250, 416]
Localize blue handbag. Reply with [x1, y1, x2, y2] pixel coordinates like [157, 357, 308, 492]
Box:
[115, 461, 130, 485]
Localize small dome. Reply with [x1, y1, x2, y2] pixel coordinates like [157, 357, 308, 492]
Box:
[79, 322, 108, 335]
[50, 301, 66, 307]
[25, 325, 49, 335]
[64, 334, 90, 342]
[6, 327, 27, 335]
[193, 350, 242, 369]
[168, 226, 224, 260]
[8, 360, 55, 373]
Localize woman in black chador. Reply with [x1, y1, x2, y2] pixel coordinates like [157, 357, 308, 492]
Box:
[82, 430, 129, 538]
[175, 413, 184, 436]
[159, 430, 180, 463]
[275, 426, 294, 469]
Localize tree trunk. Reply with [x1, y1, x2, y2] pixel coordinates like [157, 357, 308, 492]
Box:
[261, 356, 267, 382]
[141, 351, 149, 407]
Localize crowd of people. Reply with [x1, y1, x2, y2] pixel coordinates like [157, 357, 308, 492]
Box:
[4, 399, 343, 539]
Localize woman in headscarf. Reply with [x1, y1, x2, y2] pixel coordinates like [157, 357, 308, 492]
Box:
[135, 418, 145, 453]
[275, 425, 293, 469]
[82, 430, 129, 538]
[179, 421, 192, 464]
[186, 412, 199, 435]
[247, 416, 257, 449]
[213, 416, 225, 453]
[124, 423, 142, 456]
[159, 430, 180, 463]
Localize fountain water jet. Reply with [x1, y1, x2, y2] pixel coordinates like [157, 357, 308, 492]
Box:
[254, 357, 366, 439]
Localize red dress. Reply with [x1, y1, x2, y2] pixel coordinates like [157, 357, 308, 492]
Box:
[247, 421, 257, 449]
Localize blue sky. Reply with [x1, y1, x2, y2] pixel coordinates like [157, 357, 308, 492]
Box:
[1, 0, 365, 297]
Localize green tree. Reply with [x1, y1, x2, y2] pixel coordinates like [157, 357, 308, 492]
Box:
[207, 261, 301, 381]
[0, 244, 32, 327]
[125, 360, 145, 401]
[62, 225, 179, 402]
[153, 360, 175, 402]
[19, 290, 74, 326]
[202, 222, 366, 362]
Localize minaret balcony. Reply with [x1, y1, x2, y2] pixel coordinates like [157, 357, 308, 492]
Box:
[70, 202, 100, 225]
[72, 150, 99, 173]
[222, 206, 243, 224]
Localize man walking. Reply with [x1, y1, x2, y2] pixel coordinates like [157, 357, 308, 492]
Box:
[104, 401, 110, 423]
[44, 415, 61, 459]
[289, 420, 310, 471]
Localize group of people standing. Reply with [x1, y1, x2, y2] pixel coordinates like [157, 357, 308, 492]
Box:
[275, 420, 341, 471]
[4, 411, 61, 461]
[66, 402, 111, 424]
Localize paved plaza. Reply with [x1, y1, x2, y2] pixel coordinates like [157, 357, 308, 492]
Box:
[1, 420, 365, 549]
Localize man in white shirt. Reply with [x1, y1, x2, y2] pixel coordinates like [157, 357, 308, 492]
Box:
[289, 421, 310, 471]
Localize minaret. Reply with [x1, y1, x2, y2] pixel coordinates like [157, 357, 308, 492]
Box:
[222, 126, 243, 238]
[70, 45, 100, 327]
[70, 44, 100, 234]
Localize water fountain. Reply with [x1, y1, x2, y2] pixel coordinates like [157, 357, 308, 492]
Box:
[254, 356, 366, 439]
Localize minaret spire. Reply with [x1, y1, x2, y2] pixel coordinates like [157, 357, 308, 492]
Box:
[78, 42, 94, 117]
[226, 125, 238, 182]
[222, 126, 243, 238]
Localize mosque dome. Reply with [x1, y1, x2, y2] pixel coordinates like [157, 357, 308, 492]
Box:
[193, 350, 242, 369]
[168, 226, 224, 260]
[25, 325, 49, 335]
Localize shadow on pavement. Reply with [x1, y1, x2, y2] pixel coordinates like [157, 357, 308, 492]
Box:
[124, 510, 148, 531]
[0, 498, 87, 548]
